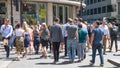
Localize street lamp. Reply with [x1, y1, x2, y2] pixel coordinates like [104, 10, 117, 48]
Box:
[20, 0, 23, 25]
[11, 0, 13, 26]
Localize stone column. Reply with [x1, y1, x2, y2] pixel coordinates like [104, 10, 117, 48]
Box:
[73, 6, 76, 18]
[6, 0, 11, 21]
[47, 3, 53, 26]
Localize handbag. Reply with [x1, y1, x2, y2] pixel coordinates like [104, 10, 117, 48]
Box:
[3, 39, 8, 45]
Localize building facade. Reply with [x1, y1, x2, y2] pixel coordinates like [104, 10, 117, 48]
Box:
[83, 0, 119, 22]
[0, 0, 82, 26]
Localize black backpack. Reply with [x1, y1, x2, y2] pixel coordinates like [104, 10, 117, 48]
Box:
[110, 26, 118, 36]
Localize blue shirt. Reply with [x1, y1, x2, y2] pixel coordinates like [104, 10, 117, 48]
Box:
[66, 24, 77, 40]
[0, 24, 13, 38]
[50, 24, 64, 42]
[78, 29, 88, 43]
[63, 23, 69, 37]
[92, 26, 104, 45]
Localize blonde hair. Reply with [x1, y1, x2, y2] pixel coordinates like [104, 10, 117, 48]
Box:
[41, 23, 47, 29]
[34, 25, 39, 33]
[22, 21, 29, 32]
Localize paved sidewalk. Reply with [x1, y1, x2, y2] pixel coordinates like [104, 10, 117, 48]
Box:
[107, 52, 120, 67]
[0, 60, 12, 68]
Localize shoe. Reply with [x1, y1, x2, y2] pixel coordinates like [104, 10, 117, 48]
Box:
[90, 60, 94, 66]
[100, 64, 104, 67]
[44, 56, 47, 59]
[77, 60, 81, 62]
[103, 53, 107, 55]
[53, 61, 57, 64]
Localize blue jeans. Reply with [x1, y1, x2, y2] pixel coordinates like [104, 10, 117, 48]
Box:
[3, 37, 11, 58]
[92, 44, 104, 64]
[67, 39, 77, 61]
[77, 43, 86, 60]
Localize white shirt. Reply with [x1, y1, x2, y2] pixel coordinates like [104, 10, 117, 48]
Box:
[14, 28, 24, 36]
[81, 23, 88, 33]
[99, 25, 110, 38]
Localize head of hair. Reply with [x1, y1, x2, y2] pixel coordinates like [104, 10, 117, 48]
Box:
[74, 18, 78, 21]
[67, 18, 73, 24]
[95, 20, 100, 25]
[22, 21, 29, 32]
[78, 23, 82, 28]
[16, 24, 21, 28]
[41, 23, 47, 29]
[54, 18, 60, 22]
[78, 18, 83, 22]
[4, 18, 9, 24]
[34, 25, 39, 33]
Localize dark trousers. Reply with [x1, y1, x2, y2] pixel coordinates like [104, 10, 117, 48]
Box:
[110, 36, 118, 52]
[34, 44, 40, 54]
[52, 42, 60, 62]
[4, 45, 10, 58]
[92, 44, 104, 64]
[64, 37, 67, 56]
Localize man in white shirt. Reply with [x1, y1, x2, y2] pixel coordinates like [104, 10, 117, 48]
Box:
[99, 20, 110, 55]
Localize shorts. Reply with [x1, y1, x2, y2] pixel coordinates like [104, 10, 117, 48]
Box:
[41, 39, 48, 47]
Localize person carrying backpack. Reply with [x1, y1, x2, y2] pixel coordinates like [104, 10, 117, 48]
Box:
[109, 22, 119, 52]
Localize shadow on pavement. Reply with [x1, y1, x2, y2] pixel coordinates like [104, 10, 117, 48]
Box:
[78, 65, 102, 67]
[113, 54, 120, 56]
[57, 61, 73, 65]
[27, 57, 40, 60]
[35, 62, 54, 65]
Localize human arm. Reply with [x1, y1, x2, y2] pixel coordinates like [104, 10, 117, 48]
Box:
[6, 26, 13, 38]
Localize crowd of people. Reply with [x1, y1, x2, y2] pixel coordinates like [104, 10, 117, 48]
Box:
[0, 17, 119, 66]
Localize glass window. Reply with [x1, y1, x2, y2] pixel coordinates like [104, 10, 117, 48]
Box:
[98, 7, 101, 14]
[98, 0, 101, 2]
[90, 9, 93, 15]
[69, 6, 73, 18]
[87, 9, 89, 15]
[102, 6, 106, 13]
[53, 4, 73, 24]
[53, 5, 57, 21]
[58, 5, 64, 24]
[39, 3, 46, 23]
[22, 3, 36, 14]
[94, 8, 97, 14]
[0, 2, 6, 14]
[86, 0, 90, 5]
[94, 0, 97, 3]
[107, 5, 113, 12]
[90, 0, 93, 4]
[64, 6, 69, 23]
[118, 3, 120, 14]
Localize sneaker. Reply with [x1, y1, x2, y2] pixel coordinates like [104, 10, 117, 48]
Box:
[100, 64, 104, 67]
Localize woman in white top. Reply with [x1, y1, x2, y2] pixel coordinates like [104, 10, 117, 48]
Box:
[14, 24, 24, 61]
